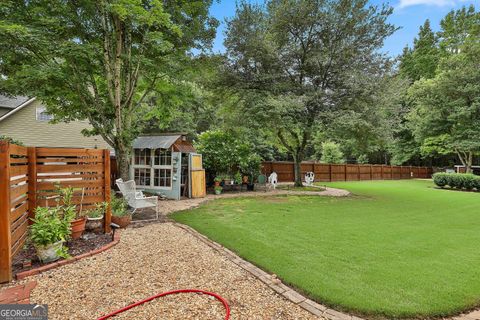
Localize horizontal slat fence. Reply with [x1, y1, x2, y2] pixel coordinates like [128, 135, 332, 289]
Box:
[261, 161, 432, 182]
[0, 142, 111, 283]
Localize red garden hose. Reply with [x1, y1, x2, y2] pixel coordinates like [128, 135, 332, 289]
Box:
[97, 289, 230, 320]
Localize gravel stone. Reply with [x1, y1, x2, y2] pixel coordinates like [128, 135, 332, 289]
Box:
[28, 223, 321, 319]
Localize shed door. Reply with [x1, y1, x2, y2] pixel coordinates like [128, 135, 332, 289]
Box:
[189, 153, 206, 198]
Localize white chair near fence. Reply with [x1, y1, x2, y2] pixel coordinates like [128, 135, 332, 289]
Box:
[116, 178, 159, 220]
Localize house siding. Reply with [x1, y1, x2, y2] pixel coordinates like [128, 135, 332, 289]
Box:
[0, 100, 111, 149]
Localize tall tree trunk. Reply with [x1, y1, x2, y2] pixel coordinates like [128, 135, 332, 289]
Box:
[456, 150, 473, 174]
[293, 152, 304, 187]
[115, 145, 130, 181]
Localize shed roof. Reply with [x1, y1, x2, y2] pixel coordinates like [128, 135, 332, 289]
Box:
[133, 135, 181, 149]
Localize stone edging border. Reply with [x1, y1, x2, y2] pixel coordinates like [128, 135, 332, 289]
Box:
[15, 232, 121, 280]
[174, 222, 360, 320]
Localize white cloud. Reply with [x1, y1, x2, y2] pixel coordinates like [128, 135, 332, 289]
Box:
[397, 0, 464, 8]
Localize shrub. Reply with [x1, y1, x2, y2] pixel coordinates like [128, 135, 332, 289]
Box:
[111, 192, 129, 217]
[30, 207, 72, 248]
[433, 173, 480, 191]
[319, 141, 345, 164]
[432, 173, 448, 187]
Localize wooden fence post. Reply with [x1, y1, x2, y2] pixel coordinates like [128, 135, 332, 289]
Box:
[27, 147, 37, 222]
[357, 165, 360, 181]
[344, 164, 347, 181]
[104, 150, 111, 233]
[369, 165, 373, 180]
[380, 165, 384, 180]
[329, 164, 332, 182]
[0, 141, 12, 283]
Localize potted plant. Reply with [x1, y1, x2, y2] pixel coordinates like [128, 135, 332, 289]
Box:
[214, 185, 223, 195]
[85, 202, 107, 231]
[30, 206, 73, 263]
[234, 172, 242, 185]
[56, 186, 87, 239]
[110, 193, 131, 228]
[214, 176, 222, 187]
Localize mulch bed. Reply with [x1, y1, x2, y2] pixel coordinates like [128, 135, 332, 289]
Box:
[12, 233, 112, 276]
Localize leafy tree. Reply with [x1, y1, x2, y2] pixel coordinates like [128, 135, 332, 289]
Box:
[0, 0, 218, 179]
[194, 130, 261, 177]
[319, 141, 344, 164]
[223, 0, 396, 186]
[408, 41, 480, 173]
[399, 20, 439, 81]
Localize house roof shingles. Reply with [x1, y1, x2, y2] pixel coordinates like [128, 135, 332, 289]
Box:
[0, 95, 30, 109]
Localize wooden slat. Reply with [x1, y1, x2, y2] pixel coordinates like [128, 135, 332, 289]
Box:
[9, 165, 28, 177]
[9, 158, 28, 164]
[36, 148, 104, 157]
[10, 184, 28, 201]
[10, 211, 28, 231]
[11, 195, 28, 209]
[36, 157, 103, 163]
[10, 202, 28, 224]
[8, 144, 28, 156]
[36, 195, 105, 207]
[36, 173, 104, 180]
[11, 217, 27, 248]
[36, 179, 104, 190]
[11, 231, 28, 258]
[10, 175, 28, 186]
[36, 164, 104, 173]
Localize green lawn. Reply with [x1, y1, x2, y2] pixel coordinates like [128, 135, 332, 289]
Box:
[171, 180, 480, 318]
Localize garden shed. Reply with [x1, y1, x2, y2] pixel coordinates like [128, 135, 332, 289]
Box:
[130, 134, 206, 200]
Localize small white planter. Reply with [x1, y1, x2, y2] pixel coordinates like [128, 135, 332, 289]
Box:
[35, 240, 64, 263]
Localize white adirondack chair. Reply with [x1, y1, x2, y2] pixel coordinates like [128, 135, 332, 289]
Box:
[268, 172, 278, 190]
[116, 178, 159, 220]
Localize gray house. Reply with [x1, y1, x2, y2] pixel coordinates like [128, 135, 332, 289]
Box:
[0, 95, 111, 149]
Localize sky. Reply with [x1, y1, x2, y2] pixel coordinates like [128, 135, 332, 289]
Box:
[209, 0, 478, 57]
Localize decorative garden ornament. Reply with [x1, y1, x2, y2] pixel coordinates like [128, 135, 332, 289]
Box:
[268, 172, 278, 189]
[305, 172, 315, 186]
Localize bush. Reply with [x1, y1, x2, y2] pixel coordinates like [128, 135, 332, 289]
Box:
[319, 141, 345, 164]
[433, 173, 480, 191]
[432, 173, 448, 187]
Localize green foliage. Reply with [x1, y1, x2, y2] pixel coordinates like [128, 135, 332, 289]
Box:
[195, 130, 261, 176]
[110, 193, 129, 217]
[30, 206, 72, 247]
[433, 173, 480, 191]
[0, 0, 218, 179]
[223, 0, 396, 183]
[0, 135, 24, 146]
[85, 202, 108, 219]
[233, 172, 242, 185]
[319, 142, 344, 164]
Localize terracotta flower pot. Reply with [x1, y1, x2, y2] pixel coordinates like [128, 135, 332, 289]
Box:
[70, 217, 86, 239]
[242, 176, 249, 184]
[111, 215, 132, 228]
[214, 181, 220, 187]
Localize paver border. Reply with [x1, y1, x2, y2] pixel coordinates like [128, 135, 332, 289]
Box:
[15, 232, 120, 280]
[174, 222, 356, 320]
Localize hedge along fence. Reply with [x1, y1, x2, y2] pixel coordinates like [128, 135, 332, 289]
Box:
[0, 141, 111, 283]
[261, 161, 433, 182]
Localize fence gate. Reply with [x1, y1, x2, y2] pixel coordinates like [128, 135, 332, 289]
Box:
[189, 153, 206, 198]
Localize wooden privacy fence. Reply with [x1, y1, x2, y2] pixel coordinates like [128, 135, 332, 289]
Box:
[261, 161, 433, 182]
[0, 141, 111, 283]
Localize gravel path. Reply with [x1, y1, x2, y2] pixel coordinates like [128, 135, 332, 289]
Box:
[158, 187, 350, 215]
[28, 223, 320, 319]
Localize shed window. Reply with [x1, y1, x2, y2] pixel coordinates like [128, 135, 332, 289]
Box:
[154, 149, 171, 166]
[154, 169, 171, 187]
[131, 148, 173, 189]
[134, 149, 151, 165]
[134, 168, 151, 186]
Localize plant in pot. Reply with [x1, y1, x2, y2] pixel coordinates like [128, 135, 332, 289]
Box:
[214, 176, 222, 187]
[111, 193, 131, 228]
[30, 206, 73, 263]
[85, 202, 107, 232]
[56, 186, 87, 239]
[214, 185, 223, 195]
[234, 172, 242, 185]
